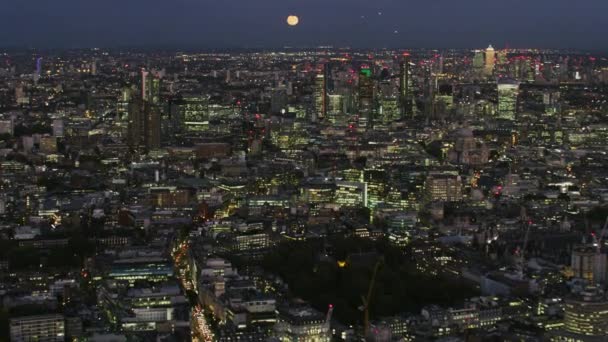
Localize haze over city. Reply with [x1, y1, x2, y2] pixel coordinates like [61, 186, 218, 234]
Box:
[2, 0, 608, 49]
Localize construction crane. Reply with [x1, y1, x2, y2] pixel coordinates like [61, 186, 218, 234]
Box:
[592, 217, 608, 284]
[517, 207, 531, 279]
[325, 304, 334, 325]
[360, 259, 382, 338]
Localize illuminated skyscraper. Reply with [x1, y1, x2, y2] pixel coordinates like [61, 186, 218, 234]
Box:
[399, 53, 413, 119]
[271, 88, 288, 114]
[485, 45, 495, 76]
[314, 69, 326, 121]
[358, 65, 375, 127]
[497, 78, 519, 120]
[178, 94, 210, 132]
[378, 80, 399, 124]
[128, 98, 161, 151]
[326, 94, 344, 124]
[495, 50, 508, 76]
[472, 50, 485, 79]
[142, 70, 162, 105]
[425, 174, 462, 202]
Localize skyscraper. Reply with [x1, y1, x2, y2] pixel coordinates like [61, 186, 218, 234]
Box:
[179, 94, 210, 132]
[497, 78, 519, 120]
[128, 98, 158, 150]
[314, 68, 327, 121]
[358, 65, 374, 127]
[36, 57, 43, 76]
[485, 45, 496, 76]
[142, 69, 162, 104]
[472, 50, 485, 79]
[399, 53, 413, 119]
[378, 80, 399, 124]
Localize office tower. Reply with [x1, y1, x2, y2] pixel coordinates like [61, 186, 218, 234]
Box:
[271, 88, 288, 114]
[497, 78, 519, 120]
[128, 98, 144, 149]
[141, 69, 164, 104]
[364, 169, 387, 209]
[335, 181, 367, 208]
[472, 50, 485, 79]
[358, 65, 374, 127]
[425, 174, 463, 202]
[326, 94, 344, 124]
[128, 97, 161, 151]
[495, 50, 508, 76]
[399, 53, 413, 119]
[378, 80, 399, 124]
[571, 245, 608, 284]
[10, 314, 65, 342]
[485, 45, 495, 76]
[433, 83, 454, 120]
[548, 287, 608, 340]
[117, 87, 132, 122]
[141, 70, 149, 99]
[314, 68, 327, 121]
[178, 94, 210, 132]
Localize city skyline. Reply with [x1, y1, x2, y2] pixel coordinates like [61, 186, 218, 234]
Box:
[3, 1, 608, 341]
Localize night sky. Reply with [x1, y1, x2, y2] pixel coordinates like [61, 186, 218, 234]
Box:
[2, 0, 607, 50]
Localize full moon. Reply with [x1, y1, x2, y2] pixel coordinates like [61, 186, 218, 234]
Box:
[286, 15, 299, 26]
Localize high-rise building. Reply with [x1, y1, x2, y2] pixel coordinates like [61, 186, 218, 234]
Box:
[548, 287, 608, 341]
[128, 70, 163, 150]
[326, 94, 344, 124]
[472, 50, 485, 79]
[425, 174, 463, 202]
[128, 97, 161, 151]
[495, 50, 508, 75]
[377, 80, 399, 124]
[10, 314, 65, 342]
[571, 245, 596, 282]
[178, 94, 210, 132]
[314, 71, 327, 121]
[271, 88, 288, 114]
[497, 79, 519, 120]
[141, 69, 162, 104]
[399, 53, 413, 119]
[571, 245, 608, 284]
[485, 45, 496, 76]
[358, 65, 375, 126]
[116, 87, 132, 123]
[335, 181, 367, 208]
[364, 169, 387, 209]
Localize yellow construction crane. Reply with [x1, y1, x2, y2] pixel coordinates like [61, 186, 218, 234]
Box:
[360, 259, 382, 338]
